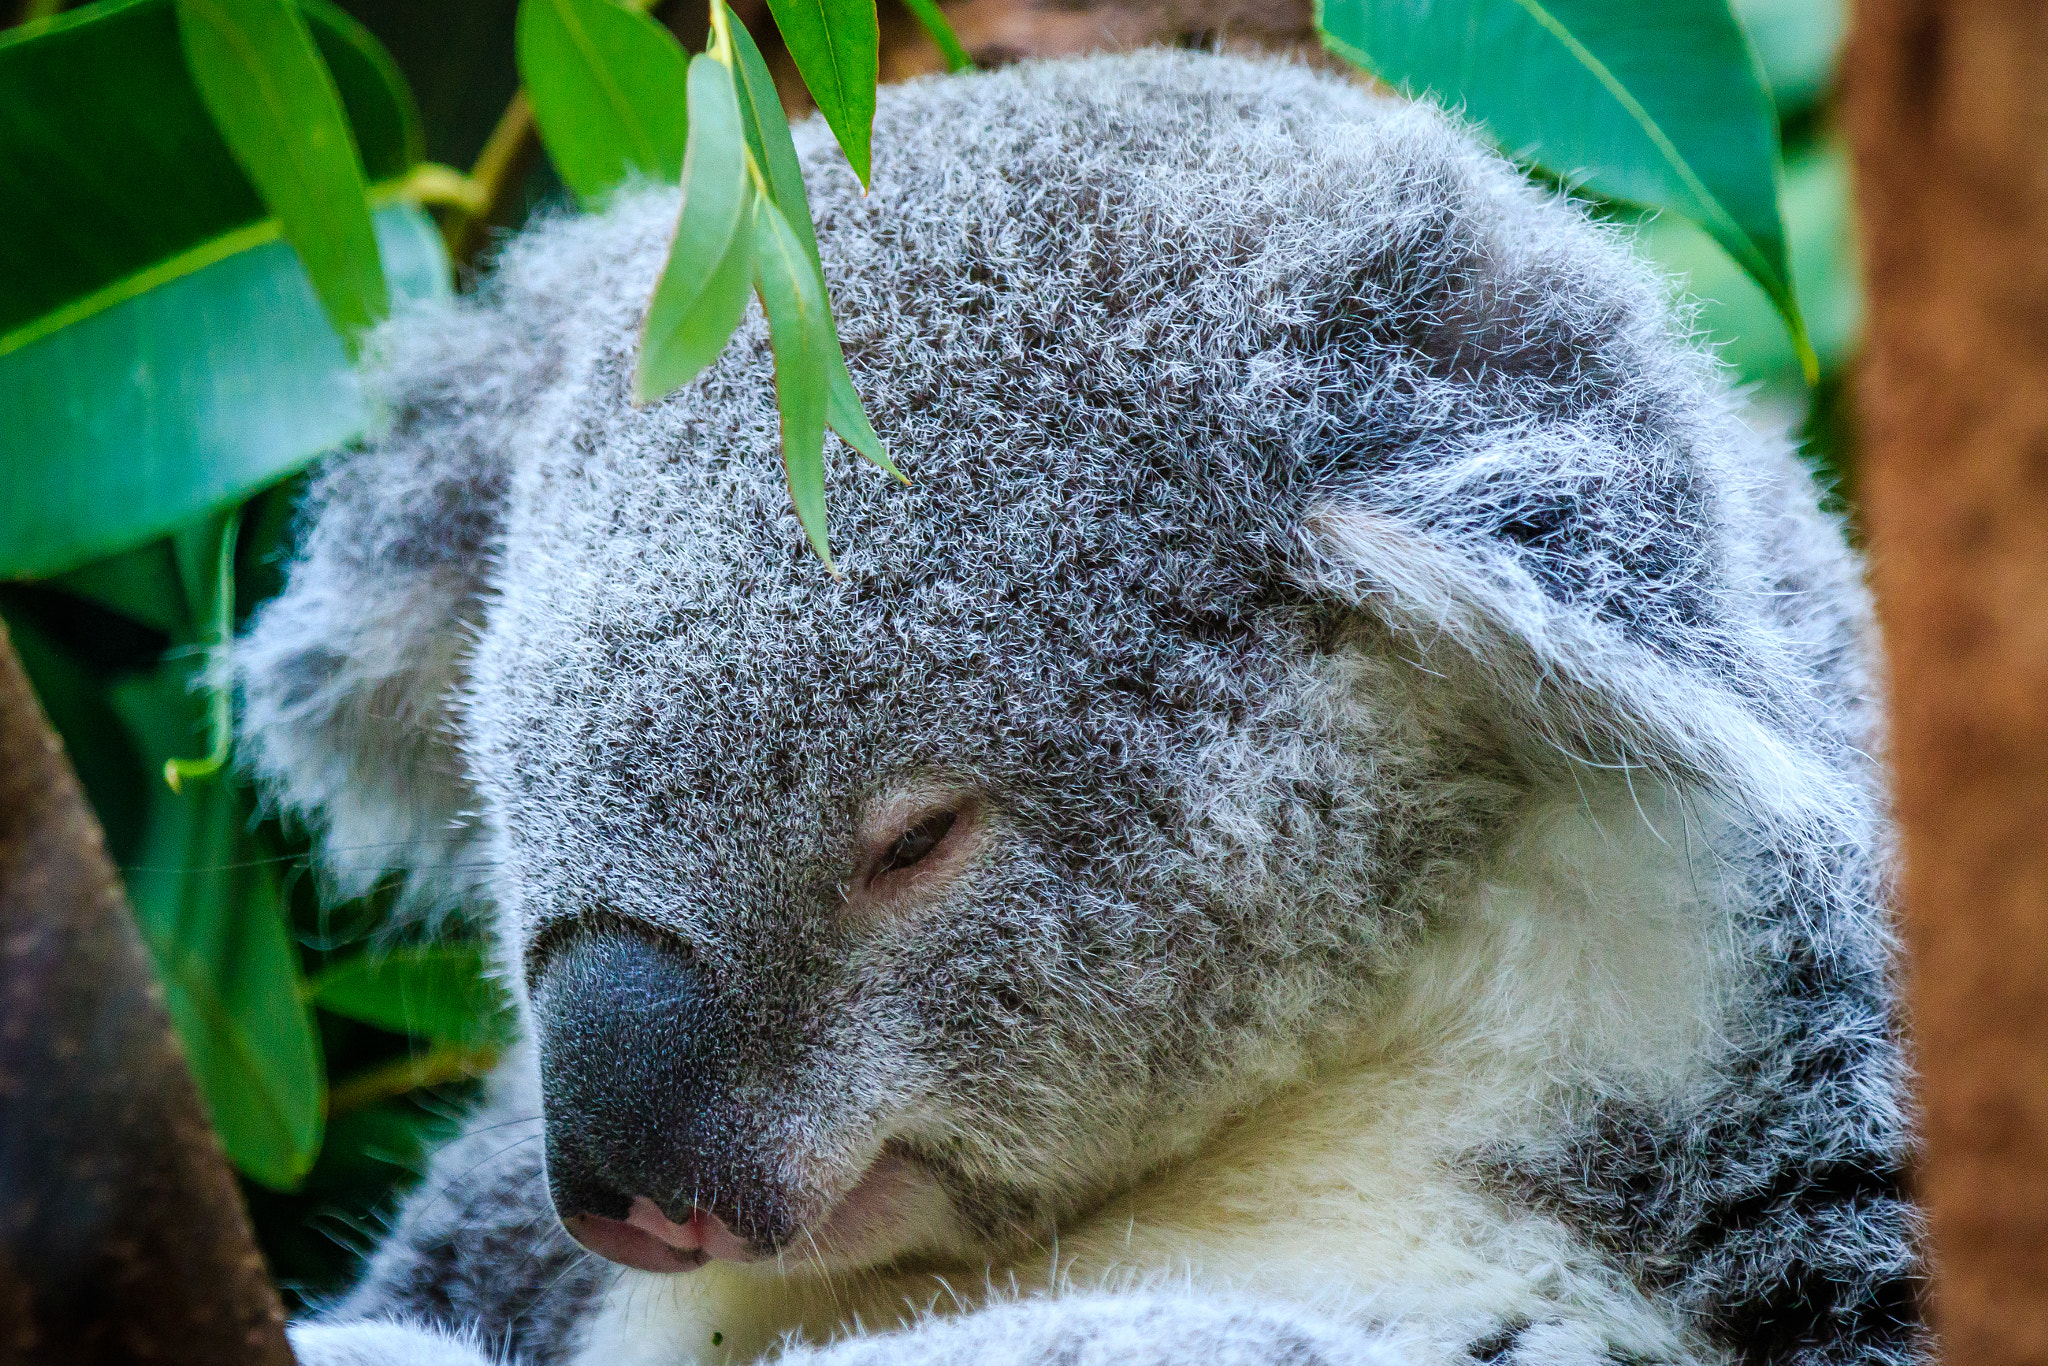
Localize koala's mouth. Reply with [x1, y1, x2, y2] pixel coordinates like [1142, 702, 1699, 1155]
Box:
[563, 1151, 943, 1275]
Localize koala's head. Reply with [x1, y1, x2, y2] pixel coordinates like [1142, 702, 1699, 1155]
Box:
[241, 52, 1835, 1276]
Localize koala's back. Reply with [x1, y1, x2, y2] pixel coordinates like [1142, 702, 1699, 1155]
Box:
[245, 50, 1920, 1366]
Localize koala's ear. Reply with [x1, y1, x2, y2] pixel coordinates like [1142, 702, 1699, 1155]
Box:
[237, 297, 547, 913]
[1299, 501, 1851, 831]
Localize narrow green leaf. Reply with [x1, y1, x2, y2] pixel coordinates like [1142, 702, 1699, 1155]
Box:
[728, 14, 815, 255]
[729, 14, 899, 480]
[636, 53, 756, 403]
[311, 944, 518, 1048]
[898, 0, 971, 72]
[1314, 0, 1812, 378]
[825, 359, 903, 481]
[0, 205, 451, 581]
[517, 0, 690, 205]
[759, 0, 877, 186]
[110, 667, 324, 1190]
[175, 0, 388, 343]
[752, 196, 835, 570]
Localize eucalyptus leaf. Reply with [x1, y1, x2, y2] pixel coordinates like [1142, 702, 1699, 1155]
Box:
[752, 197, 835, 569]
[175, 0, 389, 342]
[517, 0, 691, 205]
[0, 0, 420, 343]
[1733, 0, 1841, 113]
[311, 944, 518, 1048]
[898, 0, 971, 72]
[728, 15, 899, 479]
[636, 53, 756, 402]
[0, 205, 451, 581]
[1638, 144, 1857, 386]
[110, 667, 325, 1190]
[1315, 0, 1810, 375]
[758, 0, 878, 186]
[49, 540, 192, 638]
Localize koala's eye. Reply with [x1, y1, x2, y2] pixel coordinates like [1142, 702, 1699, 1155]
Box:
[877, 811, 957, 877]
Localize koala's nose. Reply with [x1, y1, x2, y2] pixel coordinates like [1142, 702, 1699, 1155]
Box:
[532, 927, 782, 1270]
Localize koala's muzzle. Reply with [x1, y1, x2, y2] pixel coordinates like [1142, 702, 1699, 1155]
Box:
[533, 927, 791, 1273]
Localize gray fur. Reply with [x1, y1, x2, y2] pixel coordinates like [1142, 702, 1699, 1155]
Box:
[242, 50, 1921, 1366]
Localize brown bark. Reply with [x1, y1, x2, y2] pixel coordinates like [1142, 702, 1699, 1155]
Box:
[1845, 2, 2048, 1363]
[0, 619, 293, 1366]
[874, 0, 1316, 81]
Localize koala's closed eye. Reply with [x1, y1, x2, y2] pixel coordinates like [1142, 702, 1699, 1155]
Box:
[878, 811, 958, 877]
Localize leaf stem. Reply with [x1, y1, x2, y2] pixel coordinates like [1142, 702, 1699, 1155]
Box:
[164, 508, 241, 793]
[444, 89, 540, 265]
[326, 1044, 502, 1116]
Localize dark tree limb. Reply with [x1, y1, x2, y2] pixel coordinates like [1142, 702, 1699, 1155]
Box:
[1845, 2, 2048, 1362]
[0, 619, 293, 1366]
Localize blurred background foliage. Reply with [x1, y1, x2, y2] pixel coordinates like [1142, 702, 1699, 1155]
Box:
[0, 0, 1856, 1310]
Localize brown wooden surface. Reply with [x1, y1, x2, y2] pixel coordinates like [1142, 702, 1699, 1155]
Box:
[1845, 1, 2048, 1361]
[0, 618, 293, 1366]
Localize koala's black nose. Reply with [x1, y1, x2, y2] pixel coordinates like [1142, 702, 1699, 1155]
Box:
[532, 927, 785, 1267]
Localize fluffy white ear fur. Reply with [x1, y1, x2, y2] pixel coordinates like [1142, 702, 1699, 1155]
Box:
[236, 564, 486, 912]
[1300, 503, 1847, 835]
[235, 292, 542, 919]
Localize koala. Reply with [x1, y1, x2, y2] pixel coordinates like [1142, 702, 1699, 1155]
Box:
[237, 48, 1923, 1366]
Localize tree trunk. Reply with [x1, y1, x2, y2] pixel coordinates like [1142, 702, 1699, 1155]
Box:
[0, 620, 293, 1366]
[1844, 2, 2048, 1362]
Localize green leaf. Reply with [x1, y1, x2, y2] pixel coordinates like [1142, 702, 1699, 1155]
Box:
[0, 0, 420, 342]
[0, 204, 451, 581]
[517, 0, 691, 205]
[175, 0, 389, 343]
[752, 196, 835, 570]
[758, 0, 877, 186]
[728, 14, 815, 256]
[1637, 143, 1858, 386]
[636, 53, 756, 403]
[1314, 0, 1811, 377]
[49, 540, 192, 637]
[110, 667, 325, 1190]
[1733, 0, 1841, 114]
[898, 0, 971, 72]
[311, 943, 518, 1048]
[728, 15, 899, 480]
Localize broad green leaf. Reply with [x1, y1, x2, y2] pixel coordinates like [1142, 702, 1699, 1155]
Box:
[0, 0, 420, 341]
[1638, 144, 1857, 386]
[311, 943, 518, 1048]
[1314, 0, 1811, 376]
[1733, 0, 1841, 113]
[636, 54, 756, 402]
[517, 0, 691, 205]
[50, 540, 192, 637]
[175, 0, 388, 342]
[752, 197, 835, 569]
[898, 0, 971, 72]
[0, 204, 450, 581]
[728, 16, 900, 480]
[110, 667, 325, 1190]
[758, 0, 877, 186]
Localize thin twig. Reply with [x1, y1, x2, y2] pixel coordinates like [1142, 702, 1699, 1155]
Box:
[443, 91, 540, 268]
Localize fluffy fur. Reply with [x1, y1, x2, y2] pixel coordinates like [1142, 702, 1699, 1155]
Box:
[237, 50, 1921, 1366]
